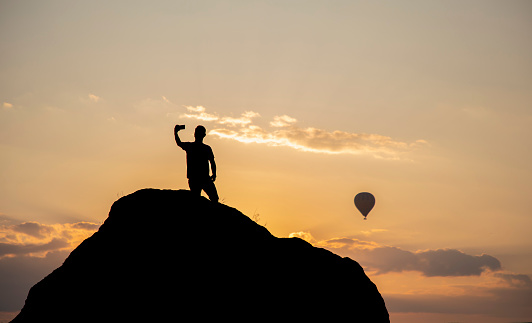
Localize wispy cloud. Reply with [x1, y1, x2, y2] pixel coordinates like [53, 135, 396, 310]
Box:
[219, 111, 261, 126]
[181, 105, 218, 122]
[270, 115, 297, 127]
[2, 102, 13, 109]
[88, 93, 101, 103]
[180, 106, 427, 159]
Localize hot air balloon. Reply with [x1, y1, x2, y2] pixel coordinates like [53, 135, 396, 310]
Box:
[354, 192, 375, 220]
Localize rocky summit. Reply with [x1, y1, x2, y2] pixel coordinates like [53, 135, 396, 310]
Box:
[12, 189, 389, 322]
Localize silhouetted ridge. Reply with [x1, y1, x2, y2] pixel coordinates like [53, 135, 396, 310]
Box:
[12, 189, 389, 322]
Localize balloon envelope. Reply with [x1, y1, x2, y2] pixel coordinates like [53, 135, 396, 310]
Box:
[354, 192, 375, 219]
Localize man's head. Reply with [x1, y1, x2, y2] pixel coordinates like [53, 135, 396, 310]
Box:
[194, 125, 207, 142]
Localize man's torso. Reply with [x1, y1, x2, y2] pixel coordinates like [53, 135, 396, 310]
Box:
[181, 142, 214, 179]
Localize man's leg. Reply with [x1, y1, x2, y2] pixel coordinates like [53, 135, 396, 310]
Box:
[188, 179, 202, 196]
[202, 179, 219, 203]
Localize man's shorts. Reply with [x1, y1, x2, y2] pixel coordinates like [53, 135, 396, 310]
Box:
[188, 177, 219, 202]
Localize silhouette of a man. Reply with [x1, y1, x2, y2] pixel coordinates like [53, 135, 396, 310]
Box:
[175, 125, 219, 203]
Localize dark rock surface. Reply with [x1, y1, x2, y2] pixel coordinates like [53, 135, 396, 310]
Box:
[12, 189, 389, 322]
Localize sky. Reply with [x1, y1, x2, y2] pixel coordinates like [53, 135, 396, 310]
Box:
[1, 0, 531, 322]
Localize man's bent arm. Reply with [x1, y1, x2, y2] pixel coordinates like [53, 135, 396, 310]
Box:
[210, 158, 217, 181]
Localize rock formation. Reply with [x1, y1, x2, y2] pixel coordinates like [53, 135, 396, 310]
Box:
[12, 189, 389, 322]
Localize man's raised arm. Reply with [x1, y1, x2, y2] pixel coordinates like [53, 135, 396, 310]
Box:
[174, 125, 184, 149]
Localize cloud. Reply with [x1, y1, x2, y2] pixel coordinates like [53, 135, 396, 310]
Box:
[181, 106, 219, 122]
[292, 232, 532, 319]
[219, 111, 261, 126]
[11, 222, 53, 239]
[414, 249, 501, 277]
[0, 239, 69, 258]
[2, 102, 13, 109]
[69, 222, 101, 231]
[181, 107, 261, 126]
[360, 228, 389, 236]
[0, 219, 99, 258]
[88, 93, 100, 103]
[0, 217, 100, 312]
[364, 246, 501, 277]
[180, 106, 427, 159]
[292, 233, 501, 277]
[270, 115, 297, 127]
[494, 273, 532, 288]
